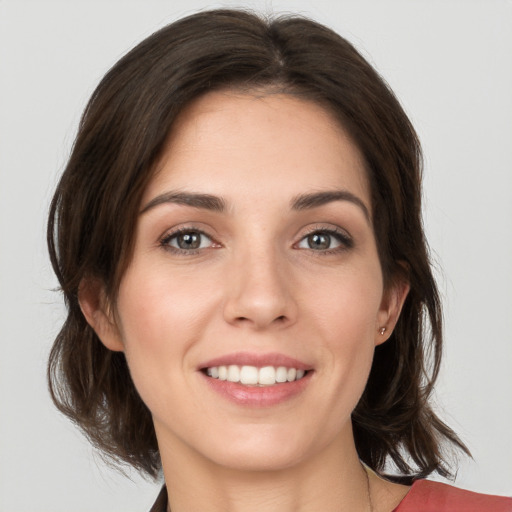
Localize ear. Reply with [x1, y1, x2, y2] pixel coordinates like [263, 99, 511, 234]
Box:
[375, 274, 410, 346]
[78, 278, 125, 352]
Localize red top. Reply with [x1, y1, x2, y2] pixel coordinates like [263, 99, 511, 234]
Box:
[394, 480, 512, 511]
[150, 480, 512, 512]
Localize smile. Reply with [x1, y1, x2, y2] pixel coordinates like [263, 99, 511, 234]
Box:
[205, 365, 307, 386]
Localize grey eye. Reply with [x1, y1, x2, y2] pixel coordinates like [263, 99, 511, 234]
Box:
[308, 233, 332, 250]
[167, 231, 212, 250]
[297, 231, 344, 251]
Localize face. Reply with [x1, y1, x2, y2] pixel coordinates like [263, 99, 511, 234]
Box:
[88, 91, 406, 472]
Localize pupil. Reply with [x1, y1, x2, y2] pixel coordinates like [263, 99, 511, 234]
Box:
[308, 233, 330, 250]
[178, 232, 200, 249]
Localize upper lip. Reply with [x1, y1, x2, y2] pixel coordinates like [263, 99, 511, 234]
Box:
[199, 351, 312, 371]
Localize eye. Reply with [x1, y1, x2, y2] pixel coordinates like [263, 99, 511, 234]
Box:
[296, 229, 352, 251]
[161, 229, 214, 251]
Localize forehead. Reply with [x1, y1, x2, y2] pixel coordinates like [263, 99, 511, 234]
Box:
[144, 91, 370, 211]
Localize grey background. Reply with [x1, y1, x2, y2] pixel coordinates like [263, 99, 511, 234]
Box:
[1, 1, 511, 511]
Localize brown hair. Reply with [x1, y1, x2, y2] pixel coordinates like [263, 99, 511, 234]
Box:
[47, 9, 469, 480]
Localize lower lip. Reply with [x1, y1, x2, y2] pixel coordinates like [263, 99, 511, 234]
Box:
[201, 372, 312, 407]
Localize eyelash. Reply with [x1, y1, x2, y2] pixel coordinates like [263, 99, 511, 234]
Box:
[295, 226, 353, 254]
[159, 226, 353, 255]
[159, 227, 216, 255]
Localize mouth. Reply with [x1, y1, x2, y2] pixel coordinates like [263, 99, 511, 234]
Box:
[198, 352, 313, 406]
[202, 365, 308, 387]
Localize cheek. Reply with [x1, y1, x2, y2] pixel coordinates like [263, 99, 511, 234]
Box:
[114, 267, 209, 397]
[305, 264, 383, 334]
[113, 258, 228, 395]
[305, 266, 382, 388]
[117, 262, 210, 344]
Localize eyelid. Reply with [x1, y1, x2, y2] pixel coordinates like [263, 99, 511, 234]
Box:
[295, 224, 354, 252]
[159, 225, 220, 254]
[157, 222, 353, 255]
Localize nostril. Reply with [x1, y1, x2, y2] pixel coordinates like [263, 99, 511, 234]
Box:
[235, 314, 286, 325]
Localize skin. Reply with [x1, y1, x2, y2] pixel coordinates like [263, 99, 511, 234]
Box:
[81, 91, 410, 512]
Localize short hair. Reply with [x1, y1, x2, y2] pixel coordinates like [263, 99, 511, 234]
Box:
[47, 8, 469, 480]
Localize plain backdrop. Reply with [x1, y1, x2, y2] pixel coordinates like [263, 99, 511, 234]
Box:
[1, 1, 511, 511]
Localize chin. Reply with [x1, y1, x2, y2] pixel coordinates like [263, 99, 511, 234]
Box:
[195, 423, 325, 473]
[208, 445, 305, 473]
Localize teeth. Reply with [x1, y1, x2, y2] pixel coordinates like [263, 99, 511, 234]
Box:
[218, 366, 227, 380]
[227, 365, 240, 382]
[240, 365, 259, 385]
[205, 365, 308, 386]
[259, 366, 276, 386]
[275, 366, 288, 383]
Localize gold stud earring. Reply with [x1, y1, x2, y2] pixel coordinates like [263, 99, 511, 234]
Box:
[379, 327, 386, 335]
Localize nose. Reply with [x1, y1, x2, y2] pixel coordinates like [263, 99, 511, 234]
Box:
[222, 247, 298, 330]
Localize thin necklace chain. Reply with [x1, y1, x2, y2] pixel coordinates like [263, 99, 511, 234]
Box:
[364, 464, 375, 512]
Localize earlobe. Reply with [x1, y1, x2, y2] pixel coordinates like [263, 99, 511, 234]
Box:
[375, 276, 410, 346]
[78, 278, 125, 352]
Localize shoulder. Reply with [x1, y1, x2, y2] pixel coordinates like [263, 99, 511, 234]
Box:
[394, 480, 512, 512]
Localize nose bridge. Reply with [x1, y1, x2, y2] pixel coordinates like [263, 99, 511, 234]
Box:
[223, 240, 296, 329]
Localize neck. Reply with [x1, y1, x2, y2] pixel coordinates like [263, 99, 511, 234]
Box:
[158, 429, 372, 512]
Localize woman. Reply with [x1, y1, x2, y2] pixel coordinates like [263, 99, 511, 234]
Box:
[47, 9, 511, 512]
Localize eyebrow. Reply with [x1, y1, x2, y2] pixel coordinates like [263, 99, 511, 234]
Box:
[140, 189, 370, 221]
[140, 191, 226, 214]
[291, 190, 370, 221]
